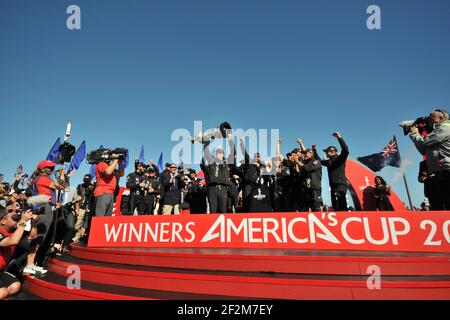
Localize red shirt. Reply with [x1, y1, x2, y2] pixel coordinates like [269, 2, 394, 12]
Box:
[94, 162, 117, 197]
[35, 175, 56, 204]
[35, 176, 53, 196]
[0, 229, 14, 271]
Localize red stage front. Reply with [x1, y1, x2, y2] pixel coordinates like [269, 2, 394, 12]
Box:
[88, 211, 450, 253]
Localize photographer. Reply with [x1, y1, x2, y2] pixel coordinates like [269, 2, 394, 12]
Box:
[0, 208, 33, 300]
[56, 175, 80, 254]
[410, 109, 450, 210]
[23, 160, 66, 275]
[94, 154, 125, 217]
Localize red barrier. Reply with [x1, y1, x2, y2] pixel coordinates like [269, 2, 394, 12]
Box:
[88, 211, 450, 253]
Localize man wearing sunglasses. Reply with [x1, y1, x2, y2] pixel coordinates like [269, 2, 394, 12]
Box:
[160, 163, 181, 215]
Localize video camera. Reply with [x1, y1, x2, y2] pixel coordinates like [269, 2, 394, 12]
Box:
[399, 116, 434, 136]
[86, 147, 128, 164]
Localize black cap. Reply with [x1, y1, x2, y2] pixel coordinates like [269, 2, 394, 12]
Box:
[83, 174, 92, 181]
[291, 148, 300, 154]
[323, 146, 337, 153]
[145, 166, 156, 173]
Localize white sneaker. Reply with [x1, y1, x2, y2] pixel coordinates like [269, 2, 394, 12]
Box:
[33, 265, 48, 274]
[22, 266, 37, 275]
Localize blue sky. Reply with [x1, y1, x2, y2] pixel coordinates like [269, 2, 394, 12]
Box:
[1, 0, 449, 207]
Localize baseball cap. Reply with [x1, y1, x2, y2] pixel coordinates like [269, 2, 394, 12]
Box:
[37, 160, 57, 170]
[323, 146, 337, 153]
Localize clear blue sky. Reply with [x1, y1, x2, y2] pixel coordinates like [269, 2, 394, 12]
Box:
[1, 0, 449, 207]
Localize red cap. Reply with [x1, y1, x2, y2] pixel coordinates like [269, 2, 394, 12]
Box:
[37, 160, 57, 170]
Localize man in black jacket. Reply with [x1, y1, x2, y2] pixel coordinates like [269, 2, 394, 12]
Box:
[201, 136, 235, 214]
[320, 132, 349, 211]
[126, 161, 147, 215]
[159, 163, 181, 215]
[143, 166, 160, 215]
[297, 148, 323, 212]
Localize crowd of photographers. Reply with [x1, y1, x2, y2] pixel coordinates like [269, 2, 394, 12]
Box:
[1, 108, 449, 299]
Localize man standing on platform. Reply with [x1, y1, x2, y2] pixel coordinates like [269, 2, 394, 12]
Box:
[160, 163, 181, 215]
[320, 132, 349, 211]
[143, 166, 160, 215]
[410, 108, 450, 210]
[201, 134, 236, 214]
[94, 154, 124, 217]
[126, 161, 147, 215]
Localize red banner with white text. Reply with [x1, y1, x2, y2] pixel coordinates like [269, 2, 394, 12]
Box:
[88, 212, 450, 253]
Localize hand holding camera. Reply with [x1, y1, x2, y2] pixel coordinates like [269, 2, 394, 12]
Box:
[409, 126, 419, 135]
[19, 209, 33, 224]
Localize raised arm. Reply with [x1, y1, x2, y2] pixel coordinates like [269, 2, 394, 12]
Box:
[203, 140, 214, 164]
[276, 139, 284, 161]
[296, 138, 306, 152]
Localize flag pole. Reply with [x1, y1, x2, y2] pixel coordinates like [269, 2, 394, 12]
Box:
[394, 135, 414, 210]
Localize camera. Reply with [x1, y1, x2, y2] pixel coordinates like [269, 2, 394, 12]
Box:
[399, 116, 434, 136]
[55, 142, 76, 164]
[10, 195, 50, 222]
[86, 147, 128, 164]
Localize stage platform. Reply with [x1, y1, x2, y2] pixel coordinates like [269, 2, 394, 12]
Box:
[22, 244, 450, 300]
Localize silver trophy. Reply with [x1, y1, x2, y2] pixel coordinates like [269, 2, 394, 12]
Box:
[190, 122, 232, 144]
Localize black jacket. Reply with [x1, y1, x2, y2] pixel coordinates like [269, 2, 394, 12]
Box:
[159, 171, 181, 205]
[320, 137, 349, 187]
[301, 157, 322, 190]
[126, 171, 146, 196]
[200, 140, 233, 186]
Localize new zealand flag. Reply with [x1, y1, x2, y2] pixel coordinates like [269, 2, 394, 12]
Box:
[357, 136, 401, 172]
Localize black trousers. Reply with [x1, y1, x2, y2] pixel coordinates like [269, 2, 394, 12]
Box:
[331, 185, 348, 211]
[306, 189, 323, 212]
[227, 190, 239, 213]
[144, 195, 155, 215]
[428, 170, 450, 210]
[130, 195, 146, 215]
[62, 211, 76, 246]
[293, 188, 307, 212]
[207, 185, 228, 213]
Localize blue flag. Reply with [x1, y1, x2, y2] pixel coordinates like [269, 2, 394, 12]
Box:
[67, 141, 86, 177]
[157, 152, 163, 173]
[46, 138, 61, 162]
[139, 146, 145, 164]
[357, 136, 401, 172]
[122, 149, 130, 169]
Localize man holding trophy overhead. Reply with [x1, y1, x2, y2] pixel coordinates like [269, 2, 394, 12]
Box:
[197, 122, 236, 214]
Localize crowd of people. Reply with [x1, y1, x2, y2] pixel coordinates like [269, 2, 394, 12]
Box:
[1, 107, 449, 299]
